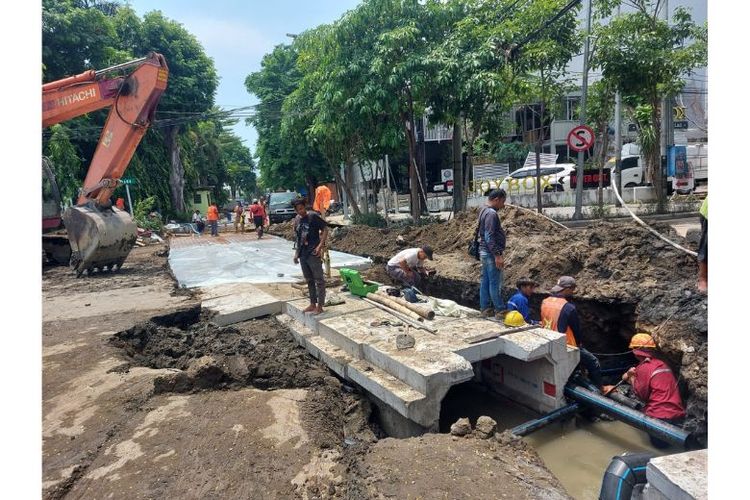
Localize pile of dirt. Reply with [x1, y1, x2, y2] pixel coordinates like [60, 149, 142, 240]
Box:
[111, 315, 331, 392]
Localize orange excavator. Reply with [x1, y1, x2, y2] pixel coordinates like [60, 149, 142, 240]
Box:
[42, 52, 168, 276]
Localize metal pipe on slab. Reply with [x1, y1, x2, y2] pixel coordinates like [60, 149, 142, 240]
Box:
[374, 292, 435, 320]
[362, 297, 437, 334]
[366, 293, 423, 321]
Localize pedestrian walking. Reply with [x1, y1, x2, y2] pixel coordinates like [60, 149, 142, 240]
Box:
[477, 189, 507, 319]
[207, 202, 219, 237]
[249, 199, 266, 239]
[292, 197, 329, 315]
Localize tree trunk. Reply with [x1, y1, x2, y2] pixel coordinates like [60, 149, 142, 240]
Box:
[535, 98, 546, 213]
[330, 162, 361, 216]
[358, 161, 370, 214]
[598, 121, 609, 210]
[165, 126, 185, 213]
[403, 118, 421, 222]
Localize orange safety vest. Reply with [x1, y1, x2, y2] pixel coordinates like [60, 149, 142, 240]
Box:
[207, 205, 219, 221]
[313, 185, 331, 213]
[540, 296, 577, 347]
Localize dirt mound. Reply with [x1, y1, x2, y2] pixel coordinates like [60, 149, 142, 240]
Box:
[111, 316, 330, 392]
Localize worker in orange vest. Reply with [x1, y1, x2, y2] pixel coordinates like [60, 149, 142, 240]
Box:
[541, 276, 613, 394]
[312, 184, 332, 276]
[206, 202, 219, 237]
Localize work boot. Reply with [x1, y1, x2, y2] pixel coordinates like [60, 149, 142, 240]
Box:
[494, 309, 507, 320]
[481, 308, 494, 318]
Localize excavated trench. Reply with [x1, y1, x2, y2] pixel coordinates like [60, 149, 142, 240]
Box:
[109, 306, 382, 452]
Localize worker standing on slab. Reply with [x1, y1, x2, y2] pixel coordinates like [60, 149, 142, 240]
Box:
[622, 333, 686, 448]
[478, 189, 507, 319]
[233, 201, 244, 233]
[313, 183, 333, 277]
[249, 199, 266, 239]
[506, 278, 539, 325]
[292, 197, 329, 315]
[697, 196, 707, 294]
[385, 246, 434, 289]
[541, 276, 612, 394]
[207, 202, 219, 237]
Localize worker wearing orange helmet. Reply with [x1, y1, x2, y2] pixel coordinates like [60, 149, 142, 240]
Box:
[622, 333, 686, 448]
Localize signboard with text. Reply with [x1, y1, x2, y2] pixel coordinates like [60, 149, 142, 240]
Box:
[569, 170, 611, 189]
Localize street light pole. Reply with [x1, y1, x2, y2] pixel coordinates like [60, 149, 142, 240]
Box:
[573, 0, 593, 220]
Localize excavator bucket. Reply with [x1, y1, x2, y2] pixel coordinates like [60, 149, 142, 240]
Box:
[63, 205, 137, 276]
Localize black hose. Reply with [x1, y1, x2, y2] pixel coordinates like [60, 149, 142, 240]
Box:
[599, 452, 653, 500]
[511, 403, 581, 437]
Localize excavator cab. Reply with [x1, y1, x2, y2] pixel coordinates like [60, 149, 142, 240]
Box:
[42, 53, 168, 276]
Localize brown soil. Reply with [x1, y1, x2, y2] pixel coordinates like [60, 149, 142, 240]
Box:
[270, 207, 709, 445]
[43, 242, 569, 499]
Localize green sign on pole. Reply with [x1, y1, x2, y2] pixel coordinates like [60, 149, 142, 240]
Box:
[120, 177, 136, 185]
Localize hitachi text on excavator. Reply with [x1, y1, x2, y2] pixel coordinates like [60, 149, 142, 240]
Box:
[42, 52, 168, 276]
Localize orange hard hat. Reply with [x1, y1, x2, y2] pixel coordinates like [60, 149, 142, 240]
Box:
[629, 333, 656, 349]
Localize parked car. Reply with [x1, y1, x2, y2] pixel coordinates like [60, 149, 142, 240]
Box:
[605, 155, 644, 188]
[267, 191, 301, 223]
[500, 163, 577, 195]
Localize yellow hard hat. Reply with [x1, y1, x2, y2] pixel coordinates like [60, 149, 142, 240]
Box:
[629, 333, 656, 349]
[504, 310, 526, 327]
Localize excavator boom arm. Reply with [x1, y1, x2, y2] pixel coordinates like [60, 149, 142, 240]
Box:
[42, 52, 168, 204]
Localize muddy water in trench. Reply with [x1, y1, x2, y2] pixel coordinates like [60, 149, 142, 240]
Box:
[441, 384, 679, 500]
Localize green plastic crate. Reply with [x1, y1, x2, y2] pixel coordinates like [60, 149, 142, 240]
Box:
[339, 268, 379, 297]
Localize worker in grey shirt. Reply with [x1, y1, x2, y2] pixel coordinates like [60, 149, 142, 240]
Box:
[478, 189, 506, 318]
[385, 246, 434, 288]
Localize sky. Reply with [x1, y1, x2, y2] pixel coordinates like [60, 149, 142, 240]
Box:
[126, 0, 362, 155]
[126, 0, 706, 157]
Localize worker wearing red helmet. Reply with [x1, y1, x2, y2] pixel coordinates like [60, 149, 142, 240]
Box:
[622, 333, 686, 448]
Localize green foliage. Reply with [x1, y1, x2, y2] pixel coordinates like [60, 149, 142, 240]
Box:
[44, 124, 83, 205]
[42, 0, 250, 216]
[351, 212, 388, 228]
[132, 196, 163, 231]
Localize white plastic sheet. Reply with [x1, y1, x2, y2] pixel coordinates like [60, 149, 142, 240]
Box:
[169, 236, 372, 289]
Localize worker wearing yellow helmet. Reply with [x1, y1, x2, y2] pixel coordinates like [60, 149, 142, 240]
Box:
[622, 333, 686, 448]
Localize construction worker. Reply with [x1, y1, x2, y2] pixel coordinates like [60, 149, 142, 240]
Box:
[292, 197, 329, 315]
[249, 199, 266, 239]
[313, 183, 332, 217]
[697, 196, 707, 293]
[506, 278, 539, 325]
[312, 184, 333, 276]
[233, 201, 244, 233]
[478, 189, 507, 319]
[622, 333, 686, 448]
[206, 202, 219, 237]
[385, 246, 434, 289]
[541, 276, 612, 394]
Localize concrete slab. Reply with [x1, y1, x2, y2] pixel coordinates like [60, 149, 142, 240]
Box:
[645, 449, 707, 500]
[202, 287, 282, 326]
[169, 235, 371, 288]
[198, 282, 273, 301]
[279, 290, 580, 430]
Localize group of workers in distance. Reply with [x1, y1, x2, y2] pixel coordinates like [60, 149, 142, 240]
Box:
[192, 198, 268, 238]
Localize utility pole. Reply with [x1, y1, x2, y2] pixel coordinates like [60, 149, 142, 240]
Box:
[341, 163, 349, 220]
[452, 122, 464, 212]
[614, 4, 622, 208]
[658, 0, 672, 213]
[573, 0, 593, 220]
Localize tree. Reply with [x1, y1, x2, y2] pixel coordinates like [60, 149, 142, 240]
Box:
[586, 78, 616, 208]
[592, 0, 707, 211]
[245, 43, 329, 197]
[44, 124, 83, 205]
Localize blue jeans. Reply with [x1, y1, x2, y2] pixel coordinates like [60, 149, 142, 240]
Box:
[480, 252, 504, 311]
